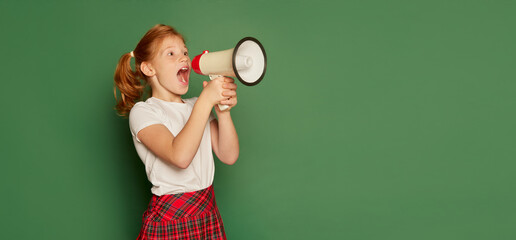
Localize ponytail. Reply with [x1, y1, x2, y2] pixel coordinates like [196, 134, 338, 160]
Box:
[113, 24, 185, 117]
[113, 52, 144, 117]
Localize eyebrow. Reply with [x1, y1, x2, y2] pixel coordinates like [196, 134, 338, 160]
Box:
[160, 45, 188, 55]
[163, 45, 187, 50]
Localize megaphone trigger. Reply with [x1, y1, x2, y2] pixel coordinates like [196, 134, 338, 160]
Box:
[208, 75, 222, 81]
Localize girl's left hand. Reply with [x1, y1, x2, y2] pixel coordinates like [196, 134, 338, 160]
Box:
[203, 77, 238, 112]
[219, 77, 237, 112]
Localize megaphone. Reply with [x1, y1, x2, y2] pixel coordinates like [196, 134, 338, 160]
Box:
[192, 37, 267, 110]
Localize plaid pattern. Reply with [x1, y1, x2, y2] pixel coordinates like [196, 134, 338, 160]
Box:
[137, 185, 226, 240]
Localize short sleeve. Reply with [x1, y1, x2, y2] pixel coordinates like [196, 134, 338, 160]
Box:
[129, 103, 163, 143]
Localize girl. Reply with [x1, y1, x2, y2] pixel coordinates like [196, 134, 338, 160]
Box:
[114, 24, 239, 240]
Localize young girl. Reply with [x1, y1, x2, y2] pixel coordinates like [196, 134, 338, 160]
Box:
[114, 24, 239, 240]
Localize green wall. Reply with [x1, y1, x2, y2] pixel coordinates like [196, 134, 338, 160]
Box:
[1, 0, 515, 239]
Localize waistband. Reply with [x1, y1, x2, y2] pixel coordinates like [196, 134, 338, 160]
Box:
[144, 185, 217, 222]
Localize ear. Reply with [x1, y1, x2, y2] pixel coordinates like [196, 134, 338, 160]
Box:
[140, 61, 155, 77]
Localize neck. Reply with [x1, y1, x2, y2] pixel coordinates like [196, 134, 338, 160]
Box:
[149, 77, 185, 103]
[152, 92, 184, 103]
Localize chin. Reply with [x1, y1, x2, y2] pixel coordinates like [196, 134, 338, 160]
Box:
[177, 86, 189, 96]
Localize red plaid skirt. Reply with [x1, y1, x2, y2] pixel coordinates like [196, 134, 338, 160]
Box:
[137, 185, 226, 240]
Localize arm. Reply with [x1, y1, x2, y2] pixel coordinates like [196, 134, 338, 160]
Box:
[137, 79, 227, 169]
[210, 111, 239, 165]
[210, 77, 240, 165]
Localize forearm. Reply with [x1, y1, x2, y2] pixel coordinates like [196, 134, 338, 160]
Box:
[216, 111, 239, 164]
[170, 96, 213, 168]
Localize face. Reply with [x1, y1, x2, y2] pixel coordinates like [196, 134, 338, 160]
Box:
[144, 35, 191, 101]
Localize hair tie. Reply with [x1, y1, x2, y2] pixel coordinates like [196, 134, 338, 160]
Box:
[130, 51, 134, 57]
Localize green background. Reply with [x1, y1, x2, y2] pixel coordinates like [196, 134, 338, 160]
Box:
[1, 0, 515, 239]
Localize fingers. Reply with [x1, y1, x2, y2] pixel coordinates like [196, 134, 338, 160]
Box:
[213, 76, 231, 82]
[220, 78, 237, 107]
[220, 97, 237, 106]
[212, 77, 236, 89]
[222, 90, 237, 97]
[223, 77, 235, 83]
[204, 77, 238, 108]
[223, 82, 237, 90]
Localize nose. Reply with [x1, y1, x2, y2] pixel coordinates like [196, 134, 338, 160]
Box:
[179, 54, 189, 63]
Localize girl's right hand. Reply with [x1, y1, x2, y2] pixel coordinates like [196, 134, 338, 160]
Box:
[200, 77, 227, 106]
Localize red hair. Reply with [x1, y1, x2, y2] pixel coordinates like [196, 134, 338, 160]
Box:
[113, 24, 185, 117]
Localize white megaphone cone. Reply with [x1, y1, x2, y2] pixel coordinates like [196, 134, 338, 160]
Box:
[192, 37, 267, 110]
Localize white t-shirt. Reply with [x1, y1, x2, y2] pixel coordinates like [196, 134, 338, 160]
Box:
[129, 97, 216, 196]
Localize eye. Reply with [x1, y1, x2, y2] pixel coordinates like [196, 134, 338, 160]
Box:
[184, 51, 188, 56]
[167, 52, 174, 56]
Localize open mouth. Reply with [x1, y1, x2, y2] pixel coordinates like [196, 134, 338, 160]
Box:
[177, 66, 190, 85]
